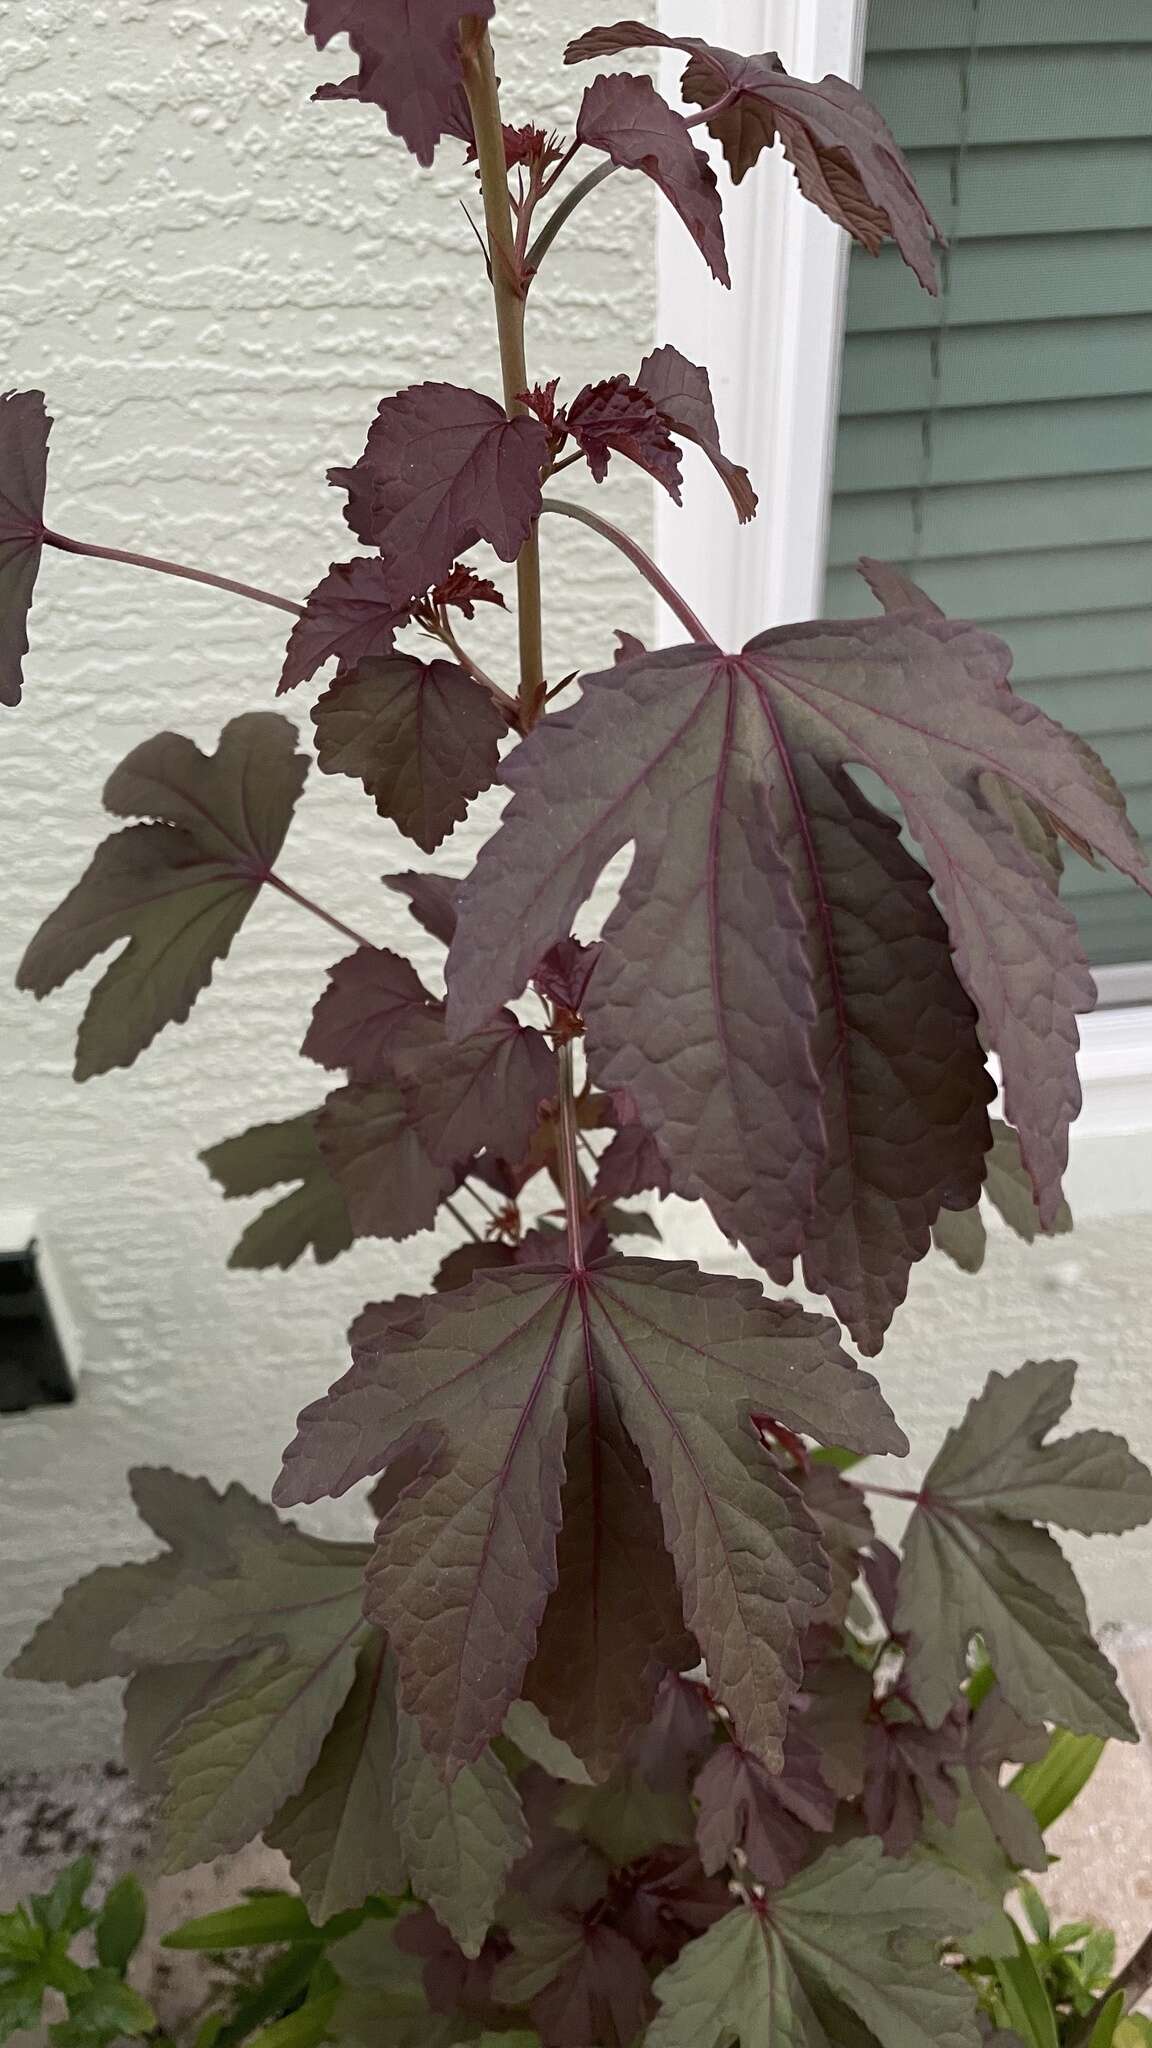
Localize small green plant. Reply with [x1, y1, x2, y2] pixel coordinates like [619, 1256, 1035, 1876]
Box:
[0, 1857, 154, 2046]
[161, 1891, 384, 2048]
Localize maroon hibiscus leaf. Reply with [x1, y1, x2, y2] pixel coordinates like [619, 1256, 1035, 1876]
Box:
[303, 945, 444, 1084]
[278, 558, 412, 694]
[694, 1726, 838, 1885]
[311, 654, 506, 855]
[0, 389, 50, 707]
[523, 1372, 696, 1778]
[446, 612, 1150, 1306]
[595, 1123, 672, 1205]
[612, 1846, 731, 1965]
[576, 73, 730, 288]
[566, 26, 942, 290]
[395, 1009, 555, 1166]
[861, 1702, 965, 1858]
[383, 870, 462, 948]
[534, 937, 602, 1015]
[632, 1674, 715, 1796]
[19, 715, 308, 1080]
[316, 1081, 454, 1239]
[792, 1461, 874, 1629]
[964, 1685, 1048, 1872]
[330, 382, 550, 606]
[858, 555, 945, 619]
[636, 345, 757, 524]
[564, 377, 683, 499]
[434, 1242, 518, 1294]
[495, 1915, 653, 2048]
[276, 1259, 903, 1774]
[302, 0, 488, 166]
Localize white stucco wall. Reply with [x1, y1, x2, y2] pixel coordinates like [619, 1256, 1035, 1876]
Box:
[2, 0, 1151, 1772]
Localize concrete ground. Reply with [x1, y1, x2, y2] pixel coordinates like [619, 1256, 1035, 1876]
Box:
[4, 1642, 1152, 2041]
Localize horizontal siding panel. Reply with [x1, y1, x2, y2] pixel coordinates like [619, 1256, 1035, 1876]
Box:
[839, 320, 1152, 415]
[836, 398, 1152, 491]
[825, 542, 1152, 624]
[1025, 673, 1152, 739]
[846, 230, 1152, 332]
[1058, 892, 1152, 966]
[829, 473, 1152, 565]
[968, 612, 1151, 685]
[866, 48, 1152, 147]
[904, 142, 1152, 238]
[865, 0, 1152, 50]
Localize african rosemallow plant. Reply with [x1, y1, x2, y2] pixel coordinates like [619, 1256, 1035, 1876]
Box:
[6, 5, 1152, 2046]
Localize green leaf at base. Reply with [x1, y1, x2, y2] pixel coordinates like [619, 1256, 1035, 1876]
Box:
[649, 1839, 986, 2048]
[895, 1362, 1152, 1737]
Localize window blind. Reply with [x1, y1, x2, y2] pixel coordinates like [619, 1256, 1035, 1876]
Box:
[824, 0, 1152, 967]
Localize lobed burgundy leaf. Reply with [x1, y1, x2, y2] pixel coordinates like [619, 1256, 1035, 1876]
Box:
[694, 1727, 838, 1885]
[278, 557, 411, 693]
[275, 1258, 901, 1775]
[0, 388, 51, 707]
[434, 1241, 518, 1293]
[615, 630, 647, 663]
[316, 1082, 455, 1239]
[18, 715, 308, 1080]
[563, 377, 683, 499]
[330, 382, 550, 608]
[576, 74, 730, 288]
[636, 346, 757, 523]
[311, 653, 506, 854]
[631, 1674, 715, 1795]
[447, 610, 1151, 1300]
[303, 944, 444, 1084]
[496, 1915, 653, 2048]
[302, 0, 488, 167]
[594, 1122, 672, 1204]
[565, 24, 943, 290]
[383, 869, 462, 947]
[861, 1703, 965, 1857]
[395, 1010, 555, 1167]
[523, 1385, 696, 1778]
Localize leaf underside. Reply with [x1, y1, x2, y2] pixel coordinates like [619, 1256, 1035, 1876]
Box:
[18, 715, 307, 1077]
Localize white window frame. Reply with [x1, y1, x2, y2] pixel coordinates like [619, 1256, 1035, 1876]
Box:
[654, 0, 1152, 1144]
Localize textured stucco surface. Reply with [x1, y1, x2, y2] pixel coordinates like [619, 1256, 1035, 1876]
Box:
[2, 0, 1151, 1777]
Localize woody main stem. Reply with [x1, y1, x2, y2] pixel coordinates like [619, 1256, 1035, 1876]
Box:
[460, 21, 546, 728]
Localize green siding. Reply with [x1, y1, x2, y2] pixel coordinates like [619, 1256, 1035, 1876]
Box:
[826, 0, 1152, 967]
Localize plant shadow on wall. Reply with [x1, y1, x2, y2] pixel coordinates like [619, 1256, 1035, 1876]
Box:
[4, 6, 1152, 2046]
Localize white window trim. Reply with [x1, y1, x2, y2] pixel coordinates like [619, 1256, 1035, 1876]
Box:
[654, 0, 1152, 1128]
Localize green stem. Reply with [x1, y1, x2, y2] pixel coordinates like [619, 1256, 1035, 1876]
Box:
[460, 22, 546, 728]
[527, 159, 615, 272]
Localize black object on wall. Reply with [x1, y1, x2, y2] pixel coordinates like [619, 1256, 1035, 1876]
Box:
[0, 1244, 74, 1413]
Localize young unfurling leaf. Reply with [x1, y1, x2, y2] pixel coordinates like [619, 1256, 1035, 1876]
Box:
[576, 73, 730, 287]
[201, 1110, 354, 1270]
[446, 609, 1149, 1347]
[18, 715, 308, 1078]
[311, 654, 506, 853]
[277, 1259, 903, 1775]
[563, 377, 683, 498]
[331, 383, 550, 607]
[566, 27, 943, 290]
[648, 1840, 986, 2048]
[301, 0, 491, 166]
[896, 1361, 1152, 1737]
[0, 388, 50, 706]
